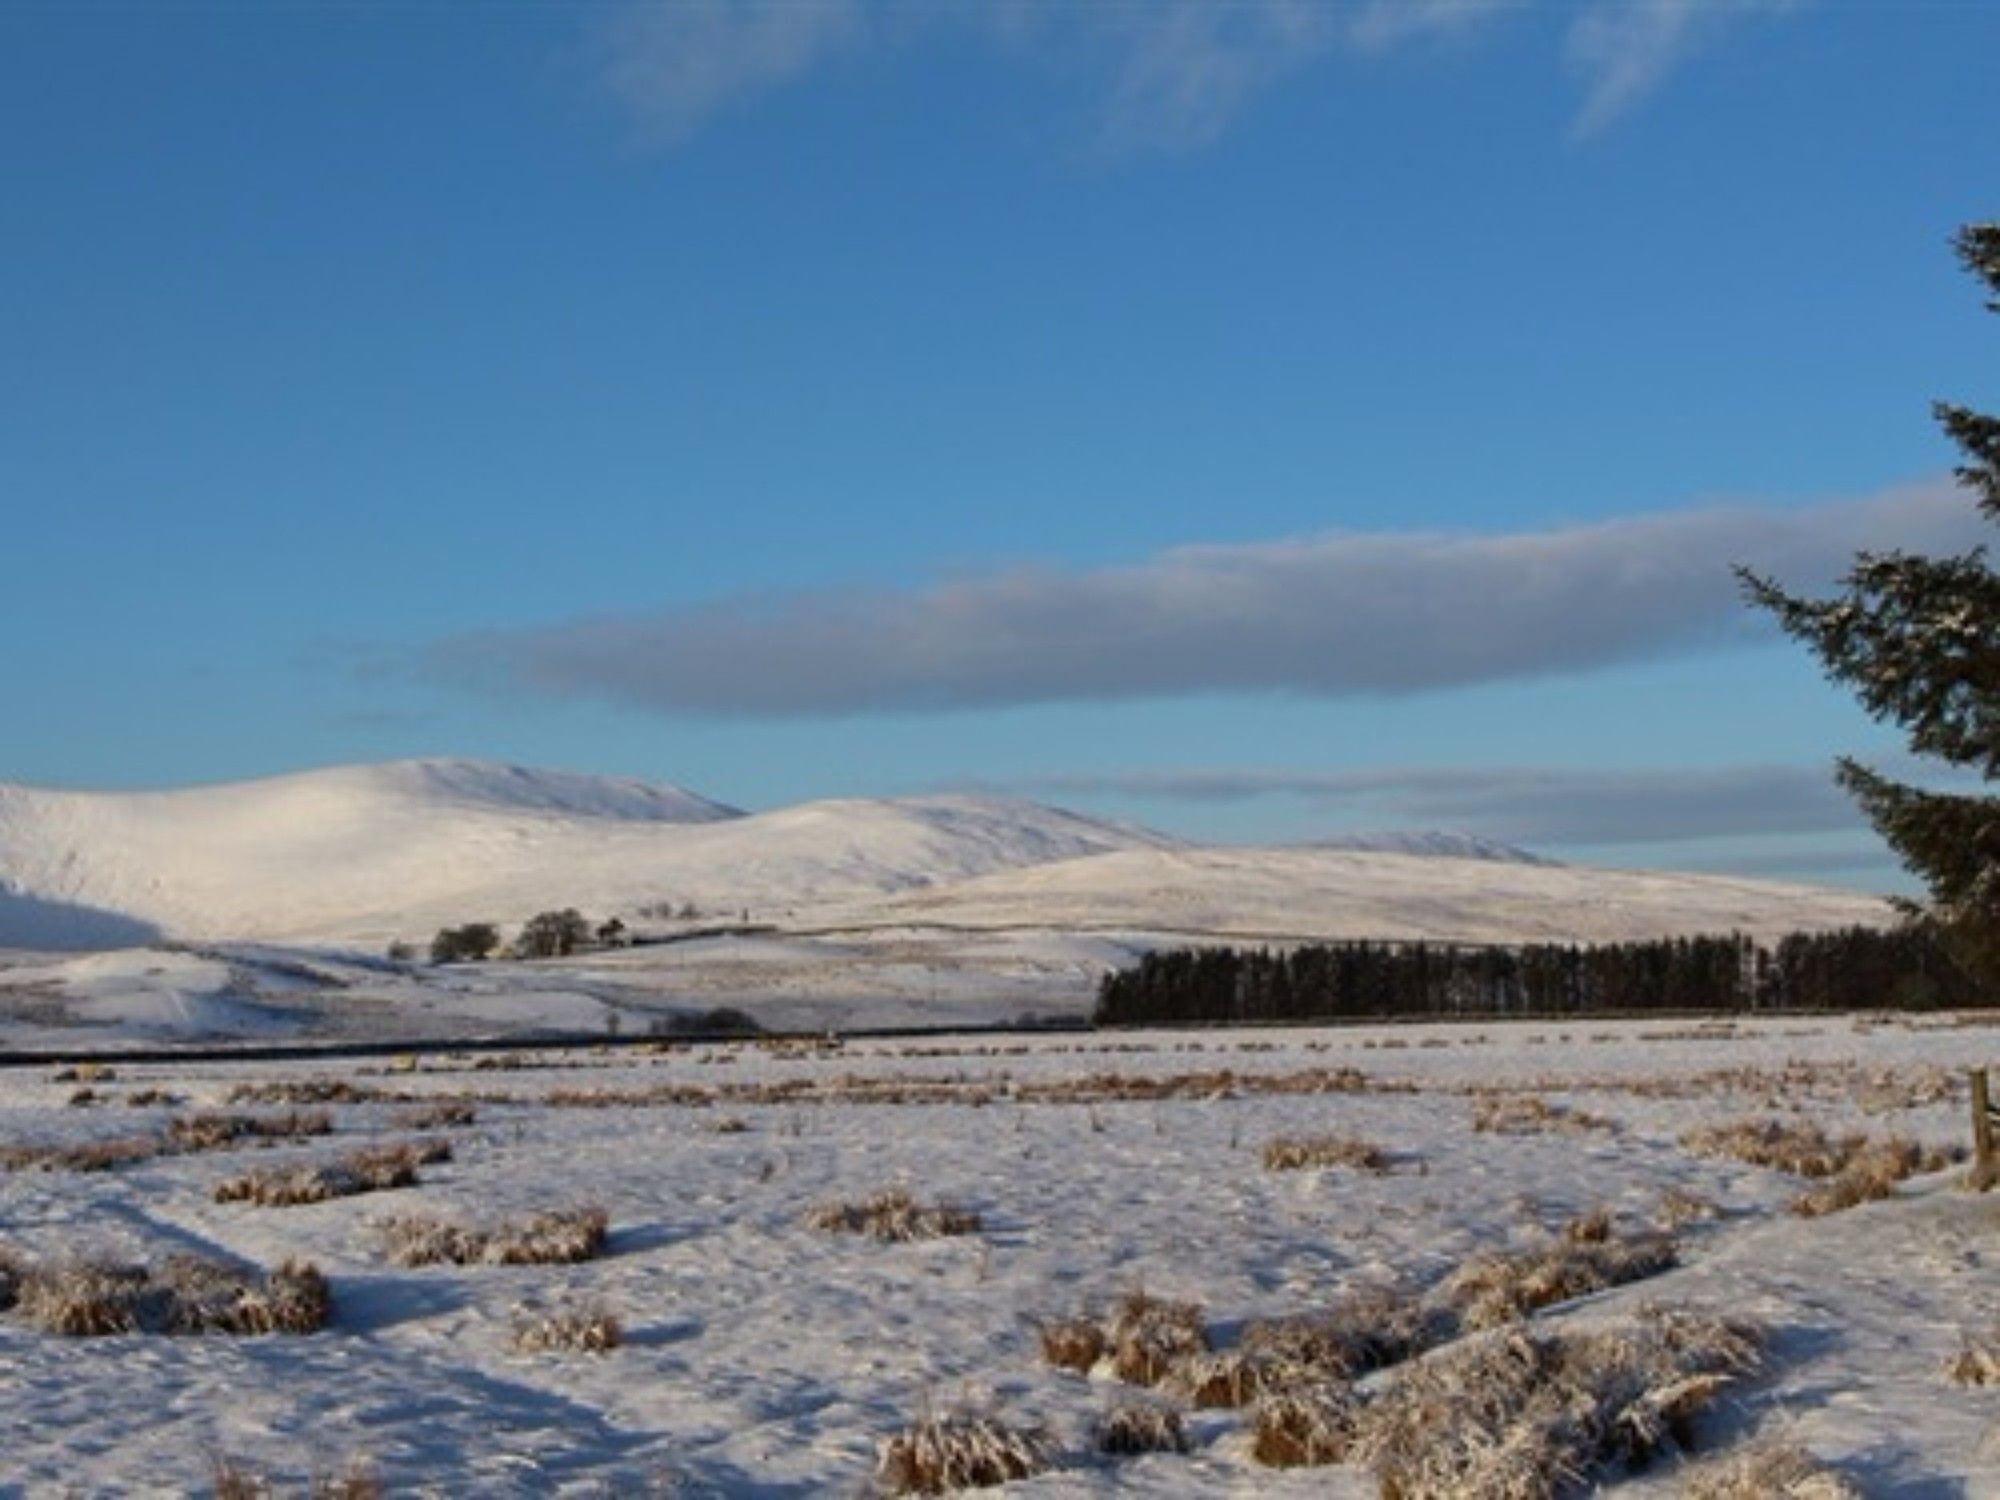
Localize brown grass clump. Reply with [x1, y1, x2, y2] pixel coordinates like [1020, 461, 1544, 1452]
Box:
[1108, 1289, 1210, 1386]
[806, 1189, 981, 1243]
[1249, 1383, 1362, 1468]
[1328, 1305, 1762, 1495]
[1038, 1314, 1107, 1374]
[1655, 1187, 1722, 1229]
[876, 1410, 1053, 1494]
[1441, 1223, 1677, 1332]
[392, 1100, 476, 1130]
[1472, 1094, 1615, 1135]
[1789, 1136, 1957, 1218]
[1679, 1117, 1865, 1177]
[167, 1110, 334, 1153]
[0, 1135, 164, 1173]
[8, 1254, 331, 1337]
[1094, 1400, 1190, 1456]
[214, 1140, 451, 1207]
[380, 1207, 609, 1267]
[511, 1301, 623, 1354]
[1944, 1326, 2000, 1387]
[209, 1453, 381, 1499]
[225, 1080, 386, 1106]
[1261, 1134, 1390, 1173]
[1681, 1438, 1863, 1499]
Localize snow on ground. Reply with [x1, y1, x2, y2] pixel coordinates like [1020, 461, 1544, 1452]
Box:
[2, 1013, 1995, 1495]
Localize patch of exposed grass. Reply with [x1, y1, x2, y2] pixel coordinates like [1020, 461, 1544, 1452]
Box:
[1038, 1314, 1106, 1374]
[167, 1111, 335, 1153]
[380, 1207, 608, 1267]
[7, 1253, 330, 1337]
[214, 1141, 450, 1207]
[209, 1453, 380, 1499]
[1440, 1220, 1677, 1332]
[392, 1100, 477, 1130]
[0, 1135, 164, 1173]
[1944, 1326, 2000, 1388]
[1107, 1289, 1210, 1387]
[1250, 1383, 1361, 1468]
[1094, 1400, 1190, 1457]
[1679, 1117, 1865, 1178]
[1471, 1094, 1615, 1135]
[876, 1410, 1052, 1494]
[511, 1301, 622, 1354]
[1789, 1136, 1956, 1218]
[1261, 1134, 1390, 1173]
[806, 1189, 981, 1243]
[1681, 1438, 1863, 1499]
[1250, 1304, 1761, 1496]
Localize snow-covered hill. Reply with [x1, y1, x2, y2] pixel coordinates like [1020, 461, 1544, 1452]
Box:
[0, 758, 1892, 970]
[0, 760, 1173, 947]
[820, 845, 1891, 947]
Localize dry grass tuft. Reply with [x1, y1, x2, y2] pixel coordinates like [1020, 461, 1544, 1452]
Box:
[1472, 1094, 1615, 1136]
[225, 1080, 385, 1106]
[380, 1207, 608, 1267]
[1261, 1134, 1390, 1173]
[1108, 1289, 1210, 1386]
[1249, 1383, 1362, 1468]
[1314, 1305, 1762, 1494]
[1679, 1117, 1864, 1178]
[1681, 1438, 1863, 1499]
[1441, 1223, 1677, 1331]
[0, 1135, 164, 1173]
[214, 1140, 450, 1207]
[167, 1111, 335, 1154]
[876, 1410, 1053, 1494]
[1789, 1137, 1957, 1218]
[209, 1453, 381, 1499]
[1094, 1400, 1190, 1456]
[392, 1100, 477, 1130]
[1655, 1187, 1722, 1229]
[1944, 1326, 2000, 1388]
[1038, 1314, 1107, 1374]
[8, 1253, 330, 1336]
[511, 1301, 623, 1354]
[806, 1189, 981, 1243]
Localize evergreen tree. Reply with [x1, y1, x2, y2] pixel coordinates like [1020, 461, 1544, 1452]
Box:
[1740, 223, 2000, 983]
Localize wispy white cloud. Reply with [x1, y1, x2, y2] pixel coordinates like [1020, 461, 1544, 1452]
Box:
[588, 0, 1812, 151]
[423, 478, 1983, 719]
[1566, 0, 1806, 136]
[596, 0, 864, 145]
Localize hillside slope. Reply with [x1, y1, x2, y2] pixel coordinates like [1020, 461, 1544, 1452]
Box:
[0, 760, 1173, 946]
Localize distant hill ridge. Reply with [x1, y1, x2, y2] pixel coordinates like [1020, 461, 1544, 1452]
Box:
[0, 758, 1886, 953]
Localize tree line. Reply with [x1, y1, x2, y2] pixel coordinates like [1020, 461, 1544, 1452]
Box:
[1093, 926, 1989, 1028]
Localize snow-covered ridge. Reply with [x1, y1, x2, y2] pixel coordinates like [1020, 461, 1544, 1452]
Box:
[0, 760, 1174, 947]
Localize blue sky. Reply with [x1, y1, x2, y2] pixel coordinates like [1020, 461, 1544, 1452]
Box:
[3, 0, 1995, 887]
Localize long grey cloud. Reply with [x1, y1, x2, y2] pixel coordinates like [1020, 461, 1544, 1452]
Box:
[1002, 764, 1868, 847]
[589, 0, 1809, 150]
[427, 480, 1983, 719]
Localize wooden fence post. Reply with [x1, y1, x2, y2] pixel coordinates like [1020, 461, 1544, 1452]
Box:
[1974, 1068, 1995, 1187]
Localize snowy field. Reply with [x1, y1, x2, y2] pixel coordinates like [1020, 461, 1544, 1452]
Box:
[2, 1013, 1996, 1496]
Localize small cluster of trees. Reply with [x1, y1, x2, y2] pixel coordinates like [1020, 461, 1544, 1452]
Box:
[1093, 926, 1986, 1028]
[420, 910, 630, 965]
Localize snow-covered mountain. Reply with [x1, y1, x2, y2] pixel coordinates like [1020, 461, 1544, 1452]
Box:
[0, 759, 1174, 947]
[0, 758, 1893, 957]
